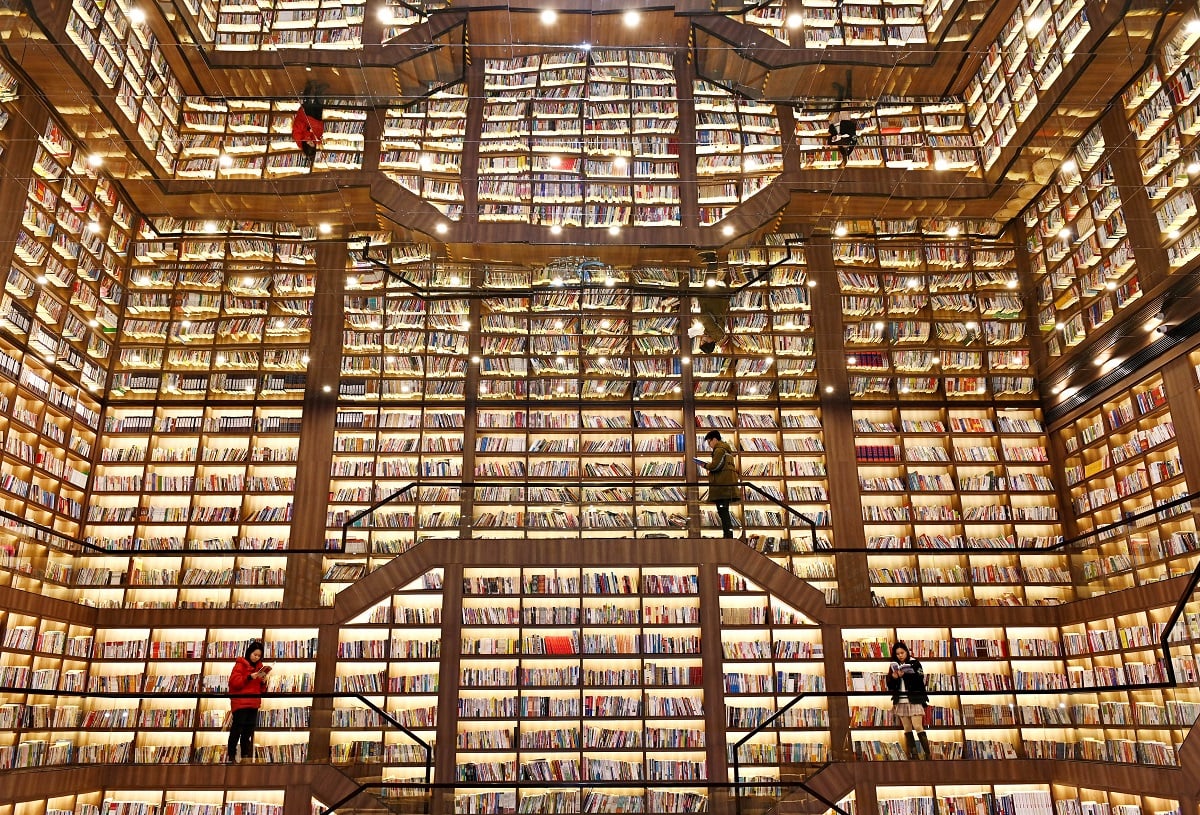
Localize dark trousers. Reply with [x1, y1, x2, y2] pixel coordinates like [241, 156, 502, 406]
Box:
[228, 708, 258, 761]
[714, 500, 734, 538]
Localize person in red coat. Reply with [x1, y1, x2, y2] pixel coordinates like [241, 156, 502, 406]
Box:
[292, 81, 325, 162]
[227, 640, 270, 763]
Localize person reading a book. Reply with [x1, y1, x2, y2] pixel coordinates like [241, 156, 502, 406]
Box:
[698, 430, 739, 538]
[228, 640, 271, 763]
[886, 642, 931, 760]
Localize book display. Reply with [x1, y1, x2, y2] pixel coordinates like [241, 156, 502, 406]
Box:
[1053, 369, 1195, 596]
[380, 84, 469, 221]
[471, 50, 682, 229]
[693, 80, 782, 226]
[1120, 16, 1200, 269]
[834, 227, 1032, 398]
[736, 0, 942, 48]
[854, 405, 1066, 607]
[64, 0, 182, 173]
[1023, 123, 1141, 358]
[794, 101, 980, 173]
[176, 98, 365, 179]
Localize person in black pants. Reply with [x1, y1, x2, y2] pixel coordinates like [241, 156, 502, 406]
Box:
[699, 430, 740, 538]
[886, 642, 931, 759]
[227, 640, 270, 763]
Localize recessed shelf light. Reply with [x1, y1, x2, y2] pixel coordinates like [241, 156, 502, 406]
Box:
[786, 12, 802, 28]
[933, 158, 950, 171]
[435, 223, 448, 234]
[88, 319, 99, 328]
[604, 275, 615, 287]
[541, 8, 557, 23]
[318, 222, 332, 235]
[873, 321, 885, 330]
[322, 385, 332, 393]
[722, 225, 734, 236]
[946, 225, 960, 237]
[1104, 280, 1117, 290]
[128, 7, 146, 23]
[608, 224, 620, 236]
[552, 275, 564, 286]
[1006, 279, 1018, 289]
[681, 356, 690, 364]
[218, 154, 233, 168]
[1169, 229, 1181, 240]
[346, 276, 359, 288]
[806, 279, 816, 288]
[824, 385, 834, 394]
[599, 319, 609, 328]
[834, 225, 848, 237]
[1058, 227, 1071, 240]
[36, 275, 48, 285]
[1054, 322, 1065, 330]
[623, 10, 640, 26]
[1061, 159, 1077, 174]
[554, 319, 564, 329]
[1188, 161, 1200, 175]
[87, 153, 103, 167]
[550, 224, 562, 235]
[470, 356, 480, 363]
[556, 384, 566, 393]
[302, 355, 311, 365]
[613, 156, 627, 170]
[87, 221, 101, 233]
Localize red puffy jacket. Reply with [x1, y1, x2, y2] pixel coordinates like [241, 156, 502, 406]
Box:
[292, 108, 324, 150]
[229, 657, 266, 711]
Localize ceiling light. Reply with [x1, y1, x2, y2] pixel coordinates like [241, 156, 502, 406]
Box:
[834, 225, 847, 237]
[204, 221, 218, 233]
[87, 153, 103, 167]
[1006, 279, 1018, 289]
[180, 320, 191, 329]
[552, 275, 563, 286]
[1169, 229, 1181, 240]
[471, 355, 480, 363]
[806, 279, 816, 287]
[946, 225, 960, 237]
[554, 319, 564, 329]
[1055, 322, 1065, 330]
[722, 225, 734, 236]
[541, 8, 557, 23]
[1188, 161, 1200, 175]
[301, 355, 311, 364]
[218, 154, 233, 168]
[318, 222, 332, 235]
[604, 275, 614, 287]
[87, 221, 101, 233]
[322, 385, 332, 393]
[681, 356, 690, 364]
[1058, 227, 1071, 240]
[824, 385, 834, 394]
[435, 223, 448, 234]
[623, 9, 639, 26]
[934, 158, 950, 171]
[1051, 383, 1064, 395]
[786, 13, 802, 28]
[1061, 159, 1077, 174]
[1104, 280, 1117, 290]
[608, 224, 620, 236]
[88, 319, 99, 328]
[378, 6, 394, 23]
[128, 7, 146, 23]
[419, 154, 434, 171]
[613, 156, 627, 170]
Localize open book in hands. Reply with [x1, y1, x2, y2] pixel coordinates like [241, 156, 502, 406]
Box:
[693, 458, 708, 469]
[890, 662, 915, 675]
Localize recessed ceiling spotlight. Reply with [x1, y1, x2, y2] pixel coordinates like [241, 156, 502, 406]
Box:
[824, 385, 834, 394]
[322, 385, 332, 393]
[318, 222, 332, 235]
[934, 158, 950, 171]
[541, 8, 557, 23]
[834, 225, 848, 237]
[435, 223, 448, 234]
[623, 10, 640, 27]
[786, 12, 803, 28]
[87, 153, 103, 167]
[722, 224, 735, 236]
[1058, 227, 1071, 240]
[87, 221, 101, 233]
[613, 156, 627, 170]
[218, 154, 233, 168]
[204, 221, 218, 233]
[608, 224, 620, 236]
[378, 6, 394, 23]
[946, 225, 960, 237]
[551, 224, 562, 235]
[1061, 159, 1077, 174]
[1188, 161, 1200, 175]
[128, 7, 146, 24]
[1054, 321, 1065, 330]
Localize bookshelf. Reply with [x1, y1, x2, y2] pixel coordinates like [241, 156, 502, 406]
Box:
[964, 0, 1092, 170]
[736, 0, 941, 48]
[64, 0, 182, 173]
[1053, 369, 1195, 596]
[470, 50, 682, 229]
[719, 569, 828, 788]
[0, 62, 17, 161]
[451, 565, 708, 815]
[330, 569, 443, 778]
[1023, 122, 1141, 358]
[693, 81, 783, 226]
[794, 101, 981, 174]
[176, 99, 364, 180]
[833, 229, 1032, 399]
[1119, 16, 1200, 269]
[853, 405, 1066, 607]
[380, 84, 469, 221]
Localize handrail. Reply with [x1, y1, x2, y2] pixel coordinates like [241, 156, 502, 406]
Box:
[353, 237, 804, 300]
[740, 482, 823, 551]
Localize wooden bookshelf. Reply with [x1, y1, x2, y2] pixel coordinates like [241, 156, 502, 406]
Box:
[833, 229, 1032, 399]
[854, 404, 1066, 607]
[737, 0, 940, 48]
[1053, 369, 1195, 596]
[380, 84, 469, 222]
[693, 80, 783, 226]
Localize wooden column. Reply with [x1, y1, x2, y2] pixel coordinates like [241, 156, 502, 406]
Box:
[282, 240, 346, 606]
[698, 562, 729, 782]
[822, 623, 852, 761]
[1158, 358, 1200, 489]
[433, 562, 466, 808]
[806, 235, 871, 606]
[674, 51, 700, 232]
[1100, 108, 1171, 290]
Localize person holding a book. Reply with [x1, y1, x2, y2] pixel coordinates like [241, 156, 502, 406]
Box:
[886, 641, 931, 759]
[227, 640, 271, 763]
[697, 430, 739, 538]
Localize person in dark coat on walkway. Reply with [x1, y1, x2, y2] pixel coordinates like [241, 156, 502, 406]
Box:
[700, 430, 740, 538]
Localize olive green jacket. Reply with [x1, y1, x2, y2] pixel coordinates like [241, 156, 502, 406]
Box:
[706, 440, 740, 502]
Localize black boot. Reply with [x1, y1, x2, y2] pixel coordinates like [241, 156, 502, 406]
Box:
[904, 733, 918, 760]
[917, 732, 931, 760]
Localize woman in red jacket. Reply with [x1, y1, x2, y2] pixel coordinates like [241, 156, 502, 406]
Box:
[227, 640, 270, 763]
